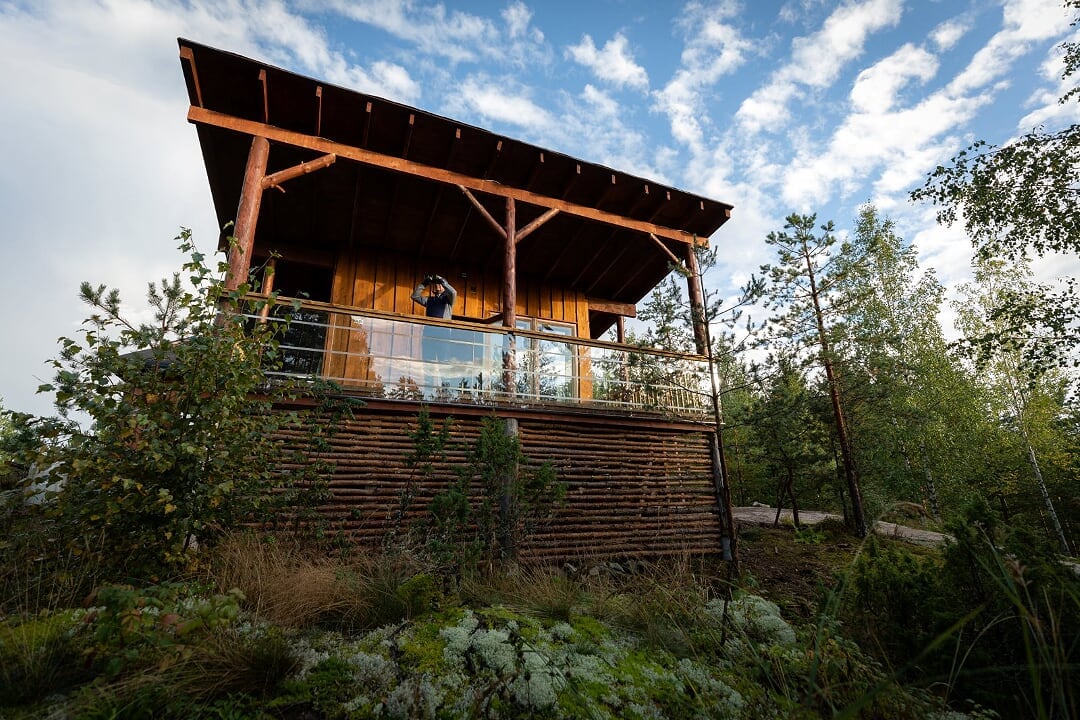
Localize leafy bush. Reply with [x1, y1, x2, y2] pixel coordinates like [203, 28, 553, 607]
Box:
[423, 414, 565, 571]
[841, 499, 1080, 718]
[2, 231, 351, 583]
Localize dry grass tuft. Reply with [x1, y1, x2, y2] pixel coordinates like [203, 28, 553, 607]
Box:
[206, 532, 436, 630]
[206, 533, 368, 629]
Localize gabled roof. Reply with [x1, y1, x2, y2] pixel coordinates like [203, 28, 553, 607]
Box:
[178, 39, 732, 336]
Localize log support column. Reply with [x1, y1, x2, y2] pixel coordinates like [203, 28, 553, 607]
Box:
[227, 135, 271, 291]
[502, 198, 517, 395]
[684, 245, 708, 356]
[498, 417, 520, 561]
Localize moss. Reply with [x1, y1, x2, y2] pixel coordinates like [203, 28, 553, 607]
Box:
[398, 607, 467, 675]
[568, 614, 609, 643]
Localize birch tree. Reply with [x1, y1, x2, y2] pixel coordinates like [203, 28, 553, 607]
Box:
[955, 258, 1073, 555]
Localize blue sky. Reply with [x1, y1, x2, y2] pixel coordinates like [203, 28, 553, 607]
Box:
[1, 0, 1077, 418]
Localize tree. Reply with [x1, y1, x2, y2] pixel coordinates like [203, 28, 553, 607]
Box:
[743, 353, 831, 526]
[829, 206, 952, 517]
[762, 214, 868, 537]
[5, 231, 349, 578]
[911, 0, 1080, 378]
[633, 246, 762, 569]
[955, 258, 1073, 555]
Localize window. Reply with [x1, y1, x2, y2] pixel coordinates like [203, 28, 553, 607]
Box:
[514, 318, 577, 399]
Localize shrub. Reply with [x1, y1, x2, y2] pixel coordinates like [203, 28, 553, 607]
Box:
[424, 414, 565, 571]
[2, 231, 350, 582]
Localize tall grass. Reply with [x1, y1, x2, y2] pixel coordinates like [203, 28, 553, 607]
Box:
[205, 531, 436, 631]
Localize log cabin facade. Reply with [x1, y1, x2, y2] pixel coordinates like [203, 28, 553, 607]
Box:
[178, 40, 737, 561]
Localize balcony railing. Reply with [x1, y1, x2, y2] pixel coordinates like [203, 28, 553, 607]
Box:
[247, 298, 712, 419]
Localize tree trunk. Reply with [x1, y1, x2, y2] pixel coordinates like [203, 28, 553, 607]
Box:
[1025, 439, 1071, 556]
[803, 240, 867, 537]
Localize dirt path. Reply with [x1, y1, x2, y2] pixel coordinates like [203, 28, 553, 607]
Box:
[732, 506, 948, 547]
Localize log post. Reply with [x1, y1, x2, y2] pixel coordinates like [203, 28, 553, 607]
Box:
[227, 135, 270, 291]
[503, 198, 517, 396]
[684, 245, 708, 355]
[257, 257, 277, 322]
[503, 197, 517, 327]
[498, 417, 520, 561]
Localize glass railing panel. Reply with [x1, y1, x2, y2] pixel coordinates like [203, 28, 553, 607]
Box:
[245, 302, 712, 417]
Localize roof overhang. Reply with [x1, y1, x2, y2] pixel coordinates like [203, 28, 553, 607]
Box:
[178, 39, 733, 337]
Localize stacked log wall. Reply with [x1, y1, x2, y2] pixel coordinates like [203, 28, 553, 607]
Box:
[275, 404, 722, 561]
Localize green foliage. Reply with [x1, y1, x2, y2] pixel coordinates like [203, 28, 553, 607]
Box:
[761, 212, 868, 537]
[86, 582, 243, 678]
[910, 1, 1080, 378]
[0, 609, 91, 707]
[1, 230, 352, 582]
[841, 502, 1080, 718]
[424, 414, 565, 571]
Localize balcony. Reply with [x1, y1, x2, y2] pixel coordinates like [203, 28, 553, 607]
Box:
[249, 299, 712, 419]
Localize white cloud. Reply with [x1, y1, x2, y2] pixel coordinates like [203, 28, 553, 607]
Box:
[948, 0, 1070, 96]
[850, 43, 937, 112]
[452, 76, 555, 132]
[502, 1, 535, 40]
[581, 84, 620, 117]
[566, 32, 649, 90]
[930, 18, 970, 51]
[315, 0, 551, 68]
[736, 0, 904, 134]
[1017, 28, 1080, 130]
[654, 1, 752, 157]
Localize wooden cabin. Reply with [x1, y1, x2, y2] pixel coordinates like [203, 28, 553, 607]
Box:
[178, 40, 736, 561]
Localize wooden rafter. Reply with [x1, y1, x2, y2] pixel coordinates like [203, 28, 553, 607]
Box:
[588, 241, 634, 295]
[188, 107, 709, 247]
[258, 69, 269, 124]
[515, 208, 559, 244]
[361, 101, 373, 147]
[648, 232, 683, 267]
[178, 47, 203, 107]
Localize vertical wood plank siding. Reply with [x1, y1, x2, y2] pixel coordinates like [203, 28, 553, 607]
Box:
[275, 407, 722, 561]
[333, 248, 590, 336]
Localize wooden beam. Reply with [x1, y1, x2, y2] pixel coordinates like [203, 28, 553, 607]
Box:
[648, 232, 683, 267]
[587, 298, 636, 318]
[261, 153, 336, 191]
[228, 135, 270, 290]
[459, 185, 507, 240]
[188, 107, 709, 247]
[178, 46, 203, 107]
[515, 208, 560, 243]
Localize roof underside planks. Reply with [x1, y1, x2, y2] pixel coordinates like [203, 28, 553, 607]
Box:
[178, 39, 733, 337]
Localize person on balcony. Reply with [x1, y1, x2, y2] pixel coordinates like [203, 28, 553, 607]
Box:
[411, 274, 457, 319]
[411, 274, 460, 396]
